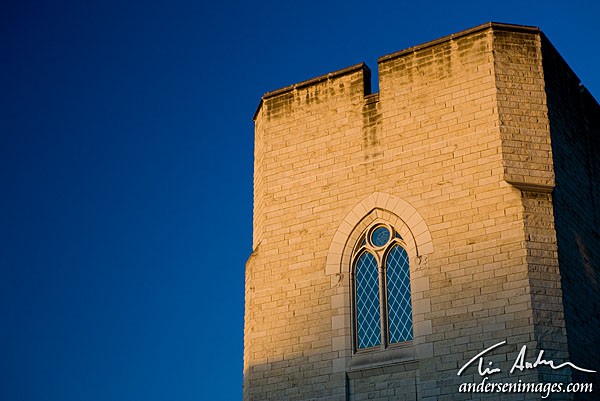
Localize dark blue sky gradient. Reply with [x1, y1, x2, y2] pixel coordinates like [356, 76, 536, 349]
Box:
[2, 1, 599, 400]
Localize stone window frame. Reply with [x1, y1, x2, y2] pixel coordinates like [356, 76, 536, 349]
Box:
[326, 192, 433, 374]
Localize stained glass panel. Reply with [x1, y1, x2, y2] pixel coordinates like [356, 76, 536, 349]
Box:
[371, 226, 390, 247]
[355, 252, 381, 349]
[386, 245, 413, 343]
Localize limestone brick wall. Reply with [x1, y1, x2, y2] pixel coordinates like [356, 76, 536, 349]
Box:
[541, 34, 600, 397]
[374, 25, 548, 400]
[493, 28, 571, 388]
[245, 22, 597, 400]
[245, 64, 371, 401]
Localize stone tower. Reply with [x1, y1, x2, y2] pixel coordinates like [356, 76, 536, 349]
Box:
[244, 22, 600, 400]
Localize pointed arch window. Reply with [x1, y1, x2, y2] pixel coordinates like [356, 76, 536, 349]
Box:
[353, 224, 413, 350]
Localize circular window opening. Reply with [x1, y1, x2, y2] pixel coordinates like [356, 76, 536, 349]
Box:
[370, 226, 391, 247]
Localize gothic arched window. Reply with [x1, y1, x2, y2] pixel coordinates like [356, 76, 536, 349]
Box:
[353, 224, 413, 350]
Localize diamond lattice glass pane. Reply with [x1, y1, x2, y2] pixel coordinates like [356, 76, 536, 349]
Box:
[355, 252, 381, 349]
[386, 245, 413, 343]
[371, 226, 390, 247]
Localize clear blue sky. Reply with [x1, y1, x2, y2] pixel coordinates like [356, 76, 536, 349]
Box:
[2, 1, 598, 400]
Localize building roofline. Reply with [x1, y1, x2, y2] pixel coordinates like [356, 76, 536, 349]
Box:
[253, 22, 543, 122]
[377, 22, 540, 63]
[253, 63, 370, 121]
